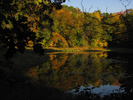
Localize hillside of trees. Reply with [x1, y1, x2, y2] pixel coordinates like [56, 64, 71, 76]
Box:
[0, 0, 133, 58]
[34, 5, 133, 48]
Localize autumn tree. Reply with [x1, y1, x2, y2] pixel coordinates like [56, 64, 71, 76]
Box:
[122, 9, 133, 47]
[101, 12, 125, 47]
[83, 11, 111, 48]
[0, 0, 66, 59]
[48, 5, 85, 47]
[101, 10, 133, 48]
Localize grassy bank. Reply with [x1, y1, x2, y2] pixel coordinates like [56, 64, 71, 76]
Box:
[43, 47, 109, 53]
[43, 47, 133, 53]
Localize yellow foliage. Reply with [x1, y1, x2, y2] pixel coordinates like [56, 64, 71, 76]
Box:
[49, 54, 55, 60]
[94, 12, 101, 21]
[103, 42, 108, 47]
[91, 53, 98, 58]
[90, 12, 101, 21]
[99, 53, 104, 58]
[49, 42, 54, 47]
[27, 40, 33, 47]
[103, 53, 108, 58]
[110, 13, 120, 23]
[99, 42, 104, 47]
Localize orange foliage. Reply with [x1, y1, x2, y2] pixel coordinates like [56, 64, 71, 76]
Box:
[27, 40, 33, 47]
[48, 32, 68, 47]
[51, 55, 68, 69]
[27, 67, 38, 81]
[93, 80, 102, 87]
[110, 77, 121, 86]
[49, 54, 55, 60]
[28, 67, 37, 76]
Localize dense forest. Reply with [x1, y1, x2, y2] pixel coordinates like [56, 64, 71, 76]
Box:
[0, 0, 133, 57]
[34, 5, 133, 48]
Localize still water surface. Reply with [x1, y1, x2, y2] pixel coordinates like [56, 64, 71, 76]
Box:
[26, 51, 133, 96]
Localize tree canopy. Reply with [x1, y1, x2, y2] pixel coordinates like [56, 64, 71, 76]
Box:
[0, 0, 133, 59]
[0, 0, 66, 59]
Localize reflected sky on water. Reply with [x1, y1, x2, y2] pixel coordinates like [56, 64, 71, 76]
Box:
[67, 84, 125, 97]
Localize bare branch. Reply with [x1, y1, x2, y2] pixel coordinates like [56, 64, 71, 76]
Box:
[88, 5, 93, 12]
[81, 0, 84, 12]
[119, 0, 132, 9]
[97, 7, 99, 11]
[85, 8, 87, 12]
[81, 0, 92, 13]
[106, 6, 108, 13]
[119, 0, 132, 14]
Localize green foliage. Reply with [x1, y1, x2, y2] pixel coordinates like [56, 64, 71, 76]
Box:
[1, 0, 133, 59]
[0, 0, 66, 59]
[101, 9, 133, 47]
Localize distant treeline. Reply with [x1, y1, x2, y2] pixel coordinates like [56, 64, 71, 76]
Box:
[1, 0, 133, 50]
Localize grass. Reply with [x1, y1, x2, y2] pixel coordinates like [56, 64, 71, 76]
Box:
[22, 45, 133, 53]
[43, 47, 133, 53]
[43, 47, 109, 53]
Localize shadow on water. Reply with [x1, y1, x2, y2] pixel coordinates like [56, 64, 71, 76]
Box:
[1, 48, 133, 100]
[0, 49, 68, 100]
[44, 48, 61, 52]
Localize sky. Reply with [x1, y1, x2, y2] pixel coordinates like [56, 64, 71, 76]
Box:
[62, 0, 133, 13]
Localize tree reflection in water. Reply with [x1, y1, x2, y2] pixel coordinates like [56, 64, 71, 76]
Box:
[26, 51, 133, 96]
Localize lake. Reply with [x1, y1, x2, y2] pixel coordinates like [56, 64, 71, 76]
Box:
[25, 51, 133, 97]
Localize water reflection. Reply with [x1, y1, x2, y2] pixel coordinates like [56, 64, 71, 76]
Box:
[26, 51, 133, 95]
[68, 84, 125, 97]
